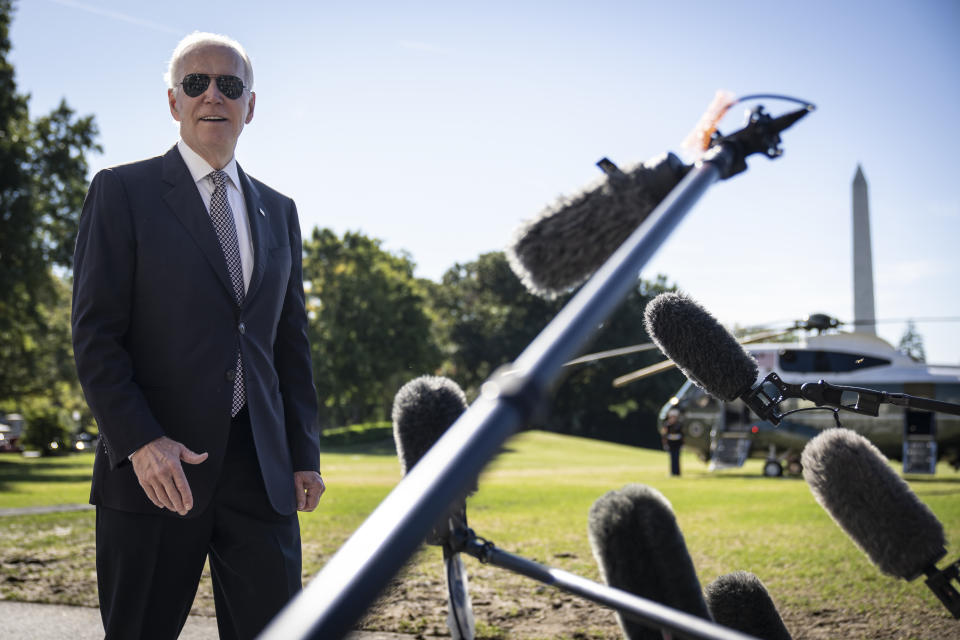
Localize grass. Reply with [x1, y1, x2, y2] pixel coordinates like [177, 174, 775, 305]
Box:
[1, 431, 959, 637]
[0, 454, 95, 509]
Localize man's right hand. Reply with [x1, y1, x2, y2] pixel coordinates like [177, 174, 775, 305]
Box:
[129, 436, 208, 515]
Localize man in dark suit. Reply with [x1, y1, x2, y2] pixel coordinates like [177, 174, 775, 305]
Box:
[71, 32, 324, 640]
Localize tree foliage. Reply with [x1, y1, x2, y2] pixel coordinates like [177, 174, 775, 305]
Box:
[427, 251, 565, 391]
[428, 251, 684, 447]
[0, 0, 100, 403]
[303, 228, 441, 427]
[0, 1, 688, 452]
[898, 320, 926, 363]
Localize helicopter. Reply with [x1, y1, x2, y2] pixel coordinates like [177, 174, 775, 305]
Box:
[570, 312, 960, 477]
[565, 160, 960, 476]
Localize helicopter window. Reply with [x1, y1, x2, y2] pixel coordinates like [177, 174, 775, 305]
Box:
[936, 384, 960, 404]
[676, 380, 718, 407]
[778, 349, 890, 373]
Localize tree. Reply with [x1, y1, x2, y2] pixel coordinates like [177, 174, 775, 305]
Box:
[303, 228, 441, 426]
[429, 251, 683, 448]
[0, 0, 100, 403]
[898, 320, 926, 363]
[427, 251, 566, 392]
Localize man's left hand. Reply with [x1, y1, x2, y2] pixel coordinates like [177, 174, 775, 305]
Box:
[294, 470, 325, 512]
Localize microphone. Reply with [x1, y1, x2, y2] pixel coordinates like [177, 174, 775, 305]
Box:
[643, 293, 960, 425]
[801, 428, 960, 617]
[391, 375, 475, 639]
[643, 292, 759, 402]
[392, 375, 469, 477]
[704, 572, 792, 640]
[588, 483, 712, 639]
[506, 152, 691, 298]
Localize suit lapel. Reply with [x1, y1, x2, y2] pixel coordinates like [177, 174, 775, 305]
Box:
[237, 164, 268, 302]
[161, 146, 237, 303]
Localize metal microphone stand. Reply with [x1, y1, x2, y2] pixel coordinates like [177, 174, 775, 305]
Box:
[259, 103, 814, 640]
[744, 371, 960, 425]
[453, 527, 757, 640]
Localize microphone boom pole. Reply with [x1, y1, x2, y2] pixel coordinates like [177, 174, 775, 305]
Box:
[259, 106, 811, 640]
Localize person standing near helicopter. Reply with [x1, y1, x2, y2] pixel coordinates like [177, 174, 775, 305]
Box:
[661, 408, 684, 476]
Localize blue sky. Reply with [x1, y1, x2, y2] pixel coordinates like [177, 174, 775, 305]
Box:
[10, 0, 960, 364]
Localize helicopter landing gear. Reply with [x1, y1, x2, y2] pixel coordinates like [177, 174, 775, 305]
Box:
[763, 445, 802, 477]
[763, 445, 783, 477]
[763, 460, 783, 477]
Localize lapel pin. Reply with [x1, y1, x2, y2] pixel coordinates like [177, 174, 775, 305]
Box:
[259, 207, 266, 217]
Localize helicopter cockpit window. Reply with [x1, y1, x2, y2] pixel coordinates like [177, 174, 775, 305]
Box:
[778, 349, 890, 373]
[676, 380, 718, 408]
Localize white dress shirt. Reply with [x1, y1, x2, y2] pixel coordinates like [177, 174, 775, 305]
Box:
[177, 139, 254, 293]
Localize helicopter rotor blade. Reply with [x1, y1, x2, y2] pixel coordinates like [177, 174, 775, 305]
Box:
[563, 343, 661, 367]
[613, 359, 677, 387]
[610, 329, 795, 388]
[737, 329, 794, 344]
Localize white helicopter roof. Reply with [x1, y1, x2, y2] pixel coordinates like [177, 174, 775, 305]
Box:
[745, 331, 960, 385]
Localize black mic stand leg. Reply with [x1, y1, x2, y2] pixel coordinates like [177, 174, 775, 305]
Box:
[458, 530, 759, 640]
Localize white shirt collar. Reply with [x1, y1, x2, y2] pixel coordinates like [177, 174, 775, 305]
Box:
[177, 139, 241, 190]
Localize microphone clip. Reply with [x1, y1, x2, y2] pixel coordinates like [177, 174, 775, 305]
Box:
[708, 102, 815, 179]
[741, 372, 795, 425]
[743, 372, 960, 427]
[925, 557, 960, 619]
[742, 372, 880, 426]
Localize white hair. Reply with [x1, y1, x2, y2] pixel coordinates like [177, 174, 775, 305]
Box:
[164, 32, 254, 92]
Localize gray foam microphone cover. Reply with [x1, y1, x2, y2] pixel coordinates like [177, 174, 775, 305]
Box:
[801, 428, 946, 580]
[391, 375, 472, 546]
[705, 571, 792, 640]
[392, 375, 469, 474]
[507, 152, 689, 298]
[644, 292, 759, 401]
[588, 483, 711, 639]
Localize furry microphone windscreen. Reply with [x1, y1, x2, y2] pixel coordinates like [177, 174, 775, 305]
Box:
[643, 292, 759, 402]
[392, 375, 469, 475]
[801, 428, 947, 580]
[705, 571, 792, 640]
[392, 375, 472, 546]
[506, 152, 690, 299]
[588, 484, 711, 640]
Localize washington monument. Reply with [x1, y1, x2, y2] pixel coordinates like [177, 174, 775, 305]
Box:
[852, 165, 877, 335]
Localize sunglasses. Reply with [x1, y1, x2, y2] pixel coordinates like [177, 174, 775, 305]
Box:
[178, 73, 247, 100]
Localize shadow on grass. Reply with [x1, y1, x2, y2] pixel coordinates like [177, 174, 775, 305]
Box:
[692, 471, 960, 484]
[0, 458, 94, 492]
[322, 438, 398, 456]
[903, 475, 960, 484]
[321, 438, 516, 460]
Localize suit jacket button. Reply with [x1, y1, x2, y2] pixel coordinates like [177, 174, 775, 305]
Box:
[238, 322, 246, 335]
[226, 369, 236, 382]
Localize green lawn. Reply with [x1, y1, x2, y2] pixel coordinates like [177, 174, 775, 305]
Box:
[1, 431, 959, 638]
[0, 453, 95, 509]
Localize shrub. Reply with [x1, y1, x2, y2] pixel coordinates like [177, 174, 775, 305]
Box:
[21, 406, 71, 456]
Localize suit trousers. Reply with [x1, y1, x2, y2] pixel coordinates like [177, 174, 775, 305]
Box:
[96, 408, 302, 640]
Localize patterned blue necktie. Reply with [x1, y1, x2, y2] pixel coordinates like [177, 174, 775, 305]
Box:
[208, 170, 246, 416]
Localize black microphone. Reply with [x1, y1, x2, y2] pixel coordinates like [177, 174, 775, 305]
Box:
[506, 152, 691, 298]
[644, 293, 960, 425]
[588, 483, 712, 639]
[643, 292, 759, 402]
[391, 375, 476, 639]
[393, 375, 469, 477]
[704, 572, 792, 640]
[801, 428, 960, 617]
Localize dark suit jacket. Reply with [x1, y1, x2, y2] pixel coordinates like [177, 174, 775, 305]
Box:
[72, 146, 319, 517]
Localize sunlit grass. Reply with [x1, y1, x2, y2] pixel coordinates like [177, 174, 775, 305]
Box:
[2, 431, 959, 633]
[0, 453, 95, 509]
